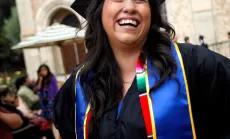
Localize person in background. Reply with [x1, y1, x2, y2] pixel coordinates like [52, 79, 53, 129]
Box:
[228, 32, 230, 48]
[184, 36, 190, 43]
[0, 85, 50, 139]
[15, 76, 40, 111]
[0, 85, 24, 139]
[199, 35, 208, 48]
[36, 64, 60, 139]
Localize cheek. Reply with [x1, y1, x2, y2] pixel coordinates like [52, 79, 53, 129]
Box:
[144, 9, 151, 30]
[41, 71, 46, 76]
[102, 8, 108, 31]
[102, 2, 117, 33]
[7, 96, 14, 102]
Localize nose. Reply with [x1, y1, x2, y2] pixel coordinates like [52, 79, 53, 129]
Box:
[122, 0, 136, 14]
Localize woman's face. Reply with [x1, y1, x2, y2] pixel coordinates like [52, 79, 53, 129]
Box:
[39, 67, 48, 77]
[102, 0, 151, 48]
[2, 94, 18, 107]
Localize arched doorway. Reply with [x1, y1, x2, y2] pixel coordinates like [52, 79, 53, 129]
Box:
[50, 8, 81, 28]
[49, 8, 86, 74]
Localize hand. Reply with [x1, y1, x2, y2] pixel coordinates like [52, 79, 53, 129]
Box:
[39, 76, 43, 81]
[27, 113, 36, 119]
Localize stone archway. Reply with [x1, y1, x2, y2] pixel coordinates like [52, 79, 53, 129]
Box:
[35, 0, 85, 31]
[34, 0, 87, 75]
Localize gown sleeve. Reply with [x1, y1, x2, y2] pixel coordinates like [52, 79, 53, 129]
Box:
[54, 69, 78, 139]
[178, 43, 230, 138]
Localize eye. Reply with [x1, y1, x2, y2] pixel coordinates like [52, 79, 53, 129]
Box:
[113, 0, 123, 2]
[134, 0, 148, 3]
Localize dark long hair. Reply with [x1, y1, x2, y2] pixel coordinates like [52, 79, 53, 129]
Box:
[37, 64, 54, 88]
[15, 75, 27, 90]
[79, 0, 177, 138]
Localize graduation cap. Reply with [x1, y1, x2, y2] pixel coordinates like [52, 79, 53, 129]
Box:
[71, 0, 166, 18]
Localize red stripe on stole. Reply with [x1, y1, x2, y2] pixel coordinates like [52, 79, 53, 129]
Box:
[139, 95, 153, 136]
[85, 110, 92, 139]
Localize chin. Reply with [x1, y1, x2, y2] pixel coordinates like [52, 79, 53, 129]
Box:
[120, 40, 137, 45]
[116, 34, 140, 45]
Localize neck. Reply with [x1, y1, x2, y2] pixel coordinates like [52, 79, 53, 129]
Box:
[111, 44, 142, 82]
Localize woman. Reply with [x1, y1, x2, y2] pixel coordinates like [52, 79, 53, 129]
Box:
[54, 0, 230, 139]
[36, 64, 59, 139]
[0, 85, 24, 139]
[15, 76, 40, 111]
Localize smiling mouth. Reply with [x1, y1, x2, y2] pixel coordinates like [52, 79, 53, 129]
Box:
[118, 19, 140, 28]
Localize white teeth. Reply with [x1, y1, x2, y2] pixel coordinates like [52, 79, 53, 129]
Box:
[119, 19, 137, 26]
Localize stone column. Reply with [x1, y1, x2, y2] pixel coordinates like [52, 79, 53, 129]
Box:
[16, 0, 41, 80]
[16, 0, 35, 38]
[213, 0, 230, 58]
[166, 0, 196, 43]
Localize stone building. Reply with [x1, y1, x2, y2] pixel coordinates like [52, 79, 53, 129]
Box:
[16, 0, 86, 81]
[16, 0, 230, 81]
[167, 0, 230, 57]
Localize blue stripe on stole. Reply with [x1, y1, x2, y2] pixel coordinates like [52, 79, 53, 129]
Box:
[76, 77, 88, 139]
[147, 43, 193, 139]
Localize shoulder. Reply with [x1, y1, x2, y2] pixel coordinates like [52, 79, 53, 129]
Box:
[55, 65, 84, 105]
[176, 43, 201, 59]
[174, 43, 200, 70]
[68, 65, 83, 84]
[50, 75, 57, 82]
[176, 43, 230, 70]
[18, 86, 32, 94]
[176, 43, 230, 93]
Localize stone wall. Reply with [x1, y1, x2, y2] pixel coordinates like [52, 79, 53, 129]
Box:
[213, 0, 230, 58]
[166, 0, 230, 58]
[166, 0, 196, 43]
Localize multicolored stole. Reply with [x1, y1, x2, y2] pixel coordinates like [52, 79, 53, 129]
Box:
[75, 43, 197, 139]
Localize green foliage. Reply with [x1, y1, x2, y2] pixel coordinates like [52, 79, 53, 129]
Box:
[0, 6, 24, 72]
[0, 28, 8, 44]
[3, 7, 20, 46]
[0, 27, 10, 60]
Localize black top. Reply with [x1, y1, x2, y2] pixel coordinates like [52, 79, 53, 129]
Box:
[54, 43, 230, 139]
[0, 102, 29, 130]
[201, 43, 208, 49]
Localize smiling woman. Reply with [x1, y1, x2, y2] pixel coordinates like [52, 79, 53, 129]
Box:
[54, 0, 230, 139]
[102, 0, 151, 48]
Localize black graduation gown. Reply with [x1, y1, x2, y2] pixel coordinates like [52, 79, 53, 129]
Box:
[54, 43, 230, 139]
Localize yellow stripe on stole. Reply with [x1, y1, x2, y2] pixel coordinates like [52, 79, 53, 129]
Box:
[144, 61, 157, 139]
[74, 66, 91, 139]
[83, 104, 91, 139]
[75, 66, 85, 139]
[174, 43, 197, 139]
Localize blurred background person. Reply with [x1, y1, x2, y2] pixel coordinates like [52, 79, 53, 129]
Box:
[228, 32, 230, 48]
[36, 64, 60, 139]
[15, 76, 40, 111]
[0, 85, 24, 139]
[228, 32, 230, 40]
[184, 36, 190, 43]
[0, 85, 51, 139]
[199, 35, 208, 48]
